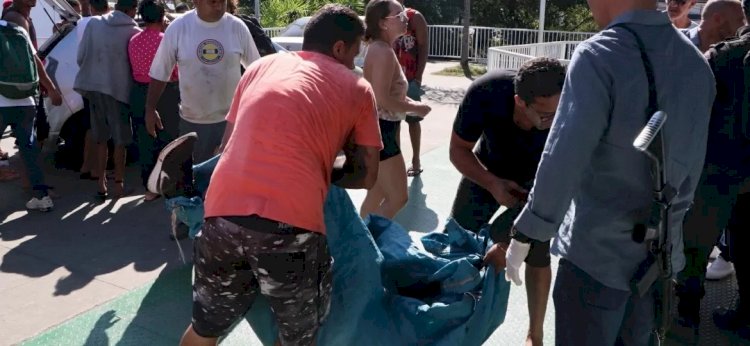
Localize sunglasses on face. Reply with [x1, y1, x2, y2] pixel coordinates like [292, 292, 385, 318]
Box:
[385, 11, 408, 22]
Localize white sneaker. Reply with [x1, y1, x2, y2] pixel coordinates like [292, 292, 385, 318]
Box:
[25, 196, 53, 212]
[710, 246, 721, 260]
[706, 256, 735, 280]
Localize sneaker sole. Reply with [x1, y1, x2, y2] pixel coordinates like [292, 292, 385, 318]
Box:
[147, 132, 198, 196]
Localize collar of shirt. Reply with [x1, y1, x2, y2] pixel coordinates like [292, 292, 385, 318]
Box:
[606, 9, 672, 29]
[686, 27, 701, 48]
[739, 25, 750, 38]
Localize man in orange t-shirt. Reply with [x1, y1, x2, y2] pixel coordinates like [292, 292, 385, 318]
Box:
[179, 5, 382, 346]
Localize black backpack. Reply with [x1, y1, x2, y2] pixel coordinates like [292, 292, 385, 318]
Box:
[236, 14, 276, 57]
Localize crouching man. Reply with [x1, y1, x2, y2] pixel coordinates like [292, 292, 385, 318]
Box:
[449, 57, 566, 345]
[179, 5, 382, 346]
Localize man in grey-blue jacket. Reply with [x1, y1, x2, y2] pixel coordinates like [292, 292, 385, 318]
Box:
[483, 0, 716, 344]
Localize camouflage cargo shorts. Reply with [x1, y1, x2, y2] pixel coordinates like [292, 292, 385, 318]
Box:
[191, 216, 332, 345]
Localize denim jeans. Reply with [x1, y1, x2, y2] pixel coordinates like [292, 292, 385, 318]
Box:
[0, 106, 47, 198]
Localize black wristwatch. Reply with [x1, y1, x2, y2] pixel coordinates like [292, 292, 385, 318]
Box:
[510, 226, 533, 244]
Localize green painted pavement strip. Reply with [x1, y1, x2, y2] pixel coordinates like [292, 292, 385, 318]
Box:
[22, 265, 194, 346]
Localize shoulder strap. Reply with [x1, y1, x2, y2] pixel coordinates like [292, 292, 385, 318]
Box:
[743, 50, 750, 138]
[611, 24, 658, 116]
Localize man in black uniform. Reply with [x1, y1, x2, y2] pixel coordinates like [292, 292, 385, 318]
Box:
[675, 0, 750, 341]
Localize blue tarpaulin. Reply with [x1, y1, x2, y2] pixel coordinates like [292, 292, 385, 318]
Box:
[165, 158, 510, 345]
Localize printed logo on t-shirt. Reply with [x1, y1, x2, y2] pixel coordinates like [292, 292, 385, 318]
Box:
[197, 39, 224, 65]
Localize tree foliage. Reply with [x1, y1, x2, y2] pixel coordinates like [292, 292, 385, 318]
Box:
[238, 0, 365, 28]
[408, 0, 596, 32]
[243, 0, 596, 32]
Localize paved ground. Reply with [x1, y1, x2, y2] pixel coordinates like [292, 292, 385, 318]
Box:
[0, 62, 744, 345]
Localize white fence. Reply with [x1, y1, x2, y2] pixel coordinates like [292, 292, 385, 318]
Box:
[264, 27, 285, 38]
[264, 25, 594, 62]
[487, 41, 580, 71]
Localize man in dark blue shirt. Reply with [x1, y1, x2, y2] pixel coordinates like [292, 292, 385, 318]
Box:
[449, 57, 565, 346]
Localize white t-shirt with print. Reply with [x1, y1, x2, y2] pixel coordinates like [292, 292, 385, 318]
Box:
[0, 21, 36, 107]
[149, 10, 260, 124]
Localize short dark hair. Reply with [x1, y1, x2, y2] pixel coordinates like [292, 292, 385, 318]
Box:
[303, 4, 365, 53]
[89, 0, 109, 12]
[514, 57, 566, 104]
[115, 0, 138, 12]
[364, 0, 393, 41]
[138, 0, 164, 24]
[744, 0, 750, 19]
[175, 2, 189, 12]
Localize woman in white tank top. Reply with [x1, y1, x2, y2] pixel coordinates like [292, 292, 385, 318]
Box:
[359, 0, 431, 220]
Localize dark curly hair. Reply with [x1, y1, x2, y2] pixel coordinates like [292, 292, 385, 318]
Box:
[138, 0, 165, 24]
[514, 57, 566, 104]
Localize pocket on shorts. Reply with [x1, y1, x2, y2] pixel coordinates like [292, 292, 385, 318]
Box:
[256, 252, 306, 297]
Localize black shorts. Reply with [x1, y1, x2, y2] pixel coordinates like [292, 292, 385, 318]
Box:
[450, 177, 551, 267]
[379, 118, 401, 161]
[192, 216, 332, 344]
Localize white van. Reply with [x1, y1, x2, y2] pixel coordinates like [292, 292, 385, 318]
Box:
[30, 0, 83, 142]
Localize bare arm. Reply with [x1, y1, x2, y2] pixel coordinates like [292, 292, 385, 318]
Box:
[145, 79, 168, 137]
[449, 132, 526, 207]
[412, 11, 429, 84]
[332, 143, 380, 189]
[364, 43, 426, 114]
[35, 56, 62, 105]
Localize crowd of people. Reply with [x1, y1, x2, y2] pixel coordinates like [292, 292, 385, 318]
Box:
[4, 0, 750, 344]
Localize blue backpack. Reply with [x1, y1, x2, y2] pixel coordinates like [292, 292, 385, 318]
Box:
[0, 19, 39, 99]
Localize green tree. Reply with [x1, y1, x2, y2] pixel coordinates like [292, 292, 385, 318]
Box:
[243, 0, 367, 28]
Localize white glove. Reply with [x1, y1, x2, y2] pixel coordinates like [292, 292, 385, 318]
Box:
[505, 239, 531, 286]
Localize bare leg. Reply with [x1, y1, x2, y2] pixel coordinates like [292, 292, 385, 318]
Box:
[179, 325, 218, 346]
[96, 142, 108, 195]
[360, 153, 408, 219]
[525, 265, 552, 346]
[360, 182, 385, 219]
[112, 145, 127, 197]
[408, 122, 421, 173]
[80, 130, 97, 177]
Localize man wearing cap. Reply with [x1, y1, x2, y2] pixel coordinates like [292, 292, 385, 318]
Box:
[74, 0, 141, 198]
[674, 0, 750, 340]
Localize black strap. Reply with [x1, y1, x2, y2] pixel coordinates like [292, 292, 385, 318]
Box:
[612, 24, 659, 116]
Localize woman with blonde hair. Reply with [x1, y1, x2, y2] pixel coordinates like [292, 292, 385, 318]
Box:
[360, 0, 431, 219]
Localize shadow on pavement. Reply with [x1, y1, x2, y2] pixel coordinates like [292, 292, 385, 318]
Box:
[0, 163, 187, 296]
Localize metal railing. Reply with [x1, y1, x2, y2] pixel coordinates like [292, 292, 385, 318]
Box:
[487, 41, 580, 71]
[265, 25, 594, 62]
[264, 27, 285, 37]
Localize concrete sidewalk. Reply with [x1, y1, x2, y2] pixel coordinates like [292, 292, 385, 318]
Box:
[0, 62, 471, 345]
[1, 61, 742, 345]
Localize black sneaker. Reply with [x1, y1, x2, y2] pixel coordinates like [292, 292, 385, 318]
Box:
[147, 132, 197, 199]
[668, 296, 700, 344]
[714, 308, 750, 340]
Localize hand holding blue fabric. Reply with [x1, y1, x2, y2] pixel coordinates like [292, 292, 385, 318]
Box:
[482, 243, 507, 275]
[504, 239, 530, 286]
